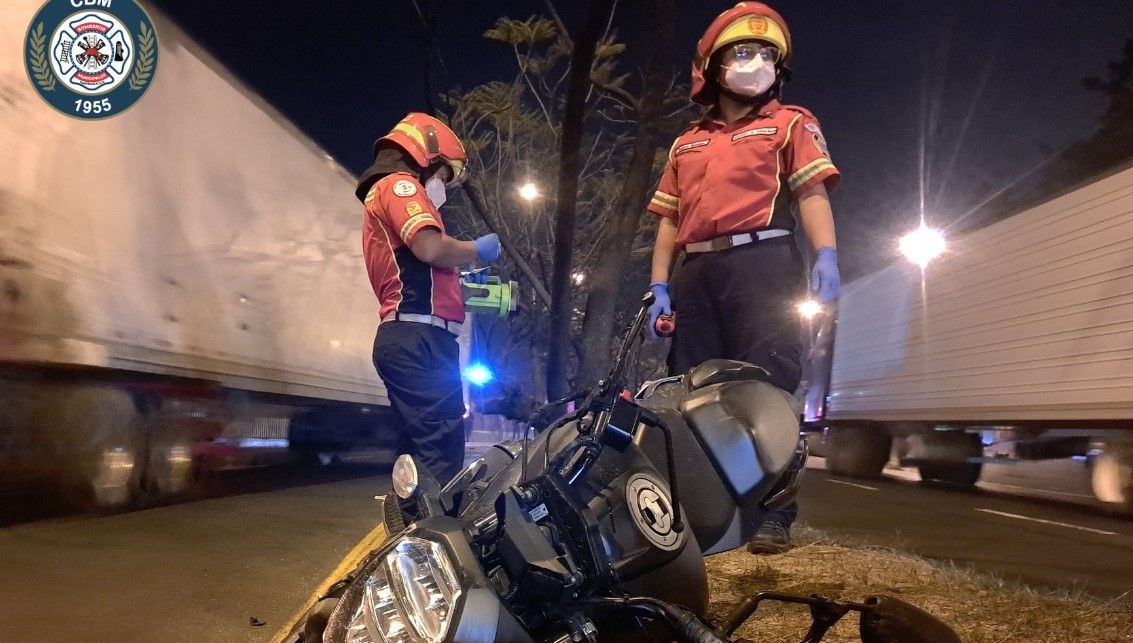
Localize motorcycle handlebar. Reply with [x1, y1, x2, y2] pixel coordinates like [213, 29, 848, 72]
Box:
[605, 291, 655, 394]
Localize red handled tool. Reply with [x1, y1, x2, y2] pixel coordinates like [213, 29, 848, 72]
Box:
[654, 314, 676, 338]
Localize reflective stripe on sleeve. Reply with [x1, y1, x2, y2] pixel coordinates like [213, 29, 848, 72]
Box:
[400, 213, 439, 240]
[788, 158, 837, 192]
[650, 191, 679, 211]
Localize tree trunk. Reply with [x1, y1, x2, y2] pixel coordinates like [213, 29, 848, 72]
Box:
[577, 0, 674, 387]
[545, 0, 614, 400]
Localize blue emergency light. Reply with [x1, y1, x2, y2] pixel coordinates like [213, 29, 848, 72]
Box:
[463, 363, 494, 386]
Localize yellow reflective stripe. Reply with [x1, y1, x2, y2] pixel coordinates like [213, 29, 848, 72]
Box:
[393, 122, 426, 150]
[400, 213, 438, 239]
[788, 158, 836, 191]
[651, 191, 679, 210]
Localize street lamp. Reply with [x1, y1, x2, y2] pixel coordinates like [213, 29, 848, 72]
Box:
[898, 224, 947, 267]
[797, 299, 822, 319]
[518, 181, 540, 202]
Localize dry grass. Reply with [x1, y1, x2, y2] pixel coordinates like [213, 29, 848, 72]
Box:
[704, 527, 1133, 643]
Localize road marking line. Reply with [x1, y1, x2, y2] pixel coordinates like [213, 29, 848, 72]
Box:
[977, 481, 1096, 501]
[974, 508, 1118, 536]
[270, 522, 391, 642]
[828, 479, 879, 491]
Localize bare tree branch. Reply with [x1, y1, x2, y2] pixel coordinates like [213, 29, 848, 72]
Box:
[513, 44, 557, 131]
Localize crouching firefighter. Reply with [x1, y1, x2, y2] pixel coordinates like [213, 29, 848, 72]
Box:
[355, 112, 500, 483]
[646, 3, 842, 553]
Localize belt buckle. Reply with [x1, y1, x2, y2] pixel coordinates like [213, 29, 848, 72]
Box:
[710, 236, 732, 251]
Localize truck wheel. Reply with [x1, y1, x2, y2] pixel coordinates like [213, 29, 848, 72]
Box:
[30, 385, 142, 508]
[1091, 443, 1133, 511]
[144, 434, 196, 497]
[825, 426, 892, 479]
[911, 431, 983, 488]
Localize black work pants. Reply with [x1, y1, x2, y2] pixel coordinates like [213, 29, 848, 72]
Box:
[667, 235, 806, 529]
[373, 321, 466, 484]
[667, 235, 806, 392]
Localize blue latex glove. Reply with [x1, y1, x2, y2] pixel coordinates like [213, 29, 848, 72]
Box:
[474, 233, 500, 262]
[811, 247, 841, 304]
[462, 268, 490, 284]
[646, 282, 672, 341]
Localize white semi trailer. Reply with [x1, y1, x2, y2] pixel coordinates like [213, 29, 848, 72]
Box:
[1, 3, 397, 506]
[805, 163, 1133, 510]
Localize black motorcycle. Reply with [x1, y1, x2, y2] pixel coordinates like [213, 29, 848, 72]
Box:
[283, 292, 960, 643]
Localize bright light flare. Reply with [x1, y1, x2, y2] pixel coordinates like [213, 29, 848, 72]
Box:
[898, 224, 947, 267]
[463, 363, 493, 386]
[797, 299, 822, 319]
[572, 272, 585, 285]
[517, 182, 540, 202]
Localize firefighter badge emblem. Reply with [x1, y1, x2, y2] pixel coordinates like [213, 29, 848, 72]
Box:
[24, 0, 159, 120]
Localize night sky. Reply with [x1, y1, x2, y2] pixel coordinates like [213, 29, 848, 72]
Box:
[150, 0, 1132, 278]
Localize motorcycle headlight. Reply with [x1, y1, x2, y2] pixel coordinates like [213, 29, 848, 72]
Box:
[343, 536, 463, 643]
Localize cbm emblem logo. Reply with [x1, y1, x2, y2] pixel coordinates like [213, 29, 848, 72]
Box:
[24, 0, 159, 120]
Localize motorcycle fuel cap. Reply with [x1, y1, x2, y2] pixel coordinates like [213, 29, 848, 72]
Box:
[627, 472, 683, 551]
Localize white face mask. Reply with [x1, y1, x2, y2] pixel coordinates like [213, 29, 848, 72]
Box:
[425, 175, 447, 208]
[722, 59, 777, 97]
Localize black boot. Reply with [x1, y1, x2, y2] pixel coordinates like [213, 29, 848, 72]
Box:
[747, 519, 792, 554]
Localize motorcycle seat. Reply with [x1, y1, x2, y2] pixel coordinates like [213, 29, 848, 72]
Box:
[686, 359, 773, 390]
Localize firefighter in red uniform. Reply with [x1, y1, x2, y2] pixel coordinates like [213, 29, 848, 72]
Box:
[646, 3, 841, 553]
[355, 113, 500, 483]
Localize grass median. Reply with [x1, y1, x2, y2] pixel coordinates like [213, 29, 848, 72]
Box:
[705, 526, 1132, 642]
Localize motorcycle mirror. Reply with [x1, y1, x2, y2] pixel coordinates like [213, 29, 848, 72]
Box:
[859, 595, 961, 643]
[392, 454, 420, 500]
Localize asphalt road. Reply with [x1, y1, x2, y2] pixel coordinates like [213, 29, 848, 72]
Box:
[2, 460, 1131, 642]
[0, 465, 391, 643]
[798, 462, 1133, 602]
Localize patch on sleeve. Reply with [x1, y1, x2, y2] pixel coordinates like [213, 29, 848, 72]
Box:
[812, 133, 830, 158]
[806, 122, 830, 158]
[392, 179, 418, 197]
[406, 201, 424, 216]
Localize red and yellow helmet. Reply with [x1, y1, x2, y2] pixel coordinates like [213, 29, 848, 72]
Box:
[376, 112, 468, 185]
[690, 2, 792, 105]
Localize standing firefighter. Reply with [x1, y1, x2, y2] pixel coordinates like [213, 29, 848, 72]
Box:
[355, 113, 500, 483]
[646, 3, 841, 553]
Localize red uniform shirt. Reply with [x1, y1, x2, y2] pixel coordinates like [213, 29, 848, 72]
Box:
[647, 100, 839, 248]
[362, 173, 464, 323]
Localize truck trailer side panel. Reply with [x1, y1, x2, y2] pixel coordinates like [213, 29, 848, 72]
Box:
[827, 166, 1133, 423]
[1, 3, 385, 406]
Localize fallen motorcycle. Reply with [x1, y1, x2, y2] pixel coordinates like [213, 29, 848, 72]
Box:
[281, 292, 960, 643]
